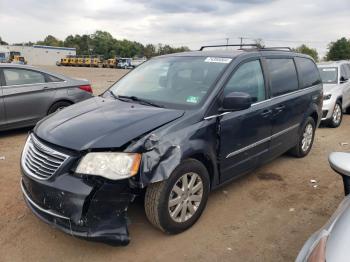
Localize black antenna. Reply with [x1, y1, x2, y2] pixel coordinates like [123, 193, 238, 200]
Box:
[199, 44, 258, 51]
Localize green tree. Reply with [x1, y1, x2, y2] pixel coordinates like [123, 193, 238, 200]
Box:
[254, 38, 265, 48]
[326, 37, 350, 61]
[293, 44, 319, 61]
[144, 44, 156, 58]
[0, 37, 8, 45]
[32, 30, 189, 59]
[37, 35, 63, 47]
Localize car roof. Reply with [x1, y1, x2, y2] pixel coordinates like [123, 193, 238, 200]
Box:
[158, 49, 312, 60]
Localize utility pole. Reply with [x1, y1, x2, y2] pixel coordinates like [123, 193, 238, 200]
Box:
[225, 38, 229, 49]
[239, 37, 243, 49]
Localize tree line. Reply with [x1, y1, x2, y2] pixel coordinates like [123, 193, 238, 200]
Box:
[6, 31, 190, 59]
[2, 32, 350, 61]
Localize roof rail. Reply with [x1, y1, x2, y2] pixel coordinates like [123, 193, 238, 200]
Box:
[199, 44, 258, 51]
[259, 47, 292, 51]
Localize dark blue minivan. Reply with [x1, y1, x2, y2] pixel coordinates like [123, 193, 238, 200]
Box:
[20, 45, 323, 245]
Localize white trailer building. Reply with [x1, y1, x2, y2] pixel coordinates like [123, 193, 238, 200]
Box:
[0, 45, 76, 65]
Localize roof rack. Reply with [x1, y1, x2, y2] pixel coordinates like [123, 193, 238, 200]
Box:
[199, 44, 258, 51]
[199, 44, 292, 52]
[259, 47, 292, 51]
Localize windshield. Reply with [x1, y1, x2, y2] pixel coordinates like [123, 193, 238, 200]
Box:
[109, 56, 231, 109]
[318, 67, 338, 84]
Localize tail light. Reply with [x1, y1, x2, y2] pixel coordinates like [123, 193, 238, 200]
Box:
[79, 84, 92, 93]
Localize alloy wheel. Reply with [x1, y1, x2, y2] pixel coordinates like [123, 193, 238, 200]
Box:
[332, 103, 342, 125]
[168, 172, 203, 223]
[301, 123, 313, 152]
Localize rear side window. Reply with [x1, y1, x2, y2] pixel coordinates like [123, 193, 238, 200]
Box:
[223, 60, 266, 103]
[266, 58, 299, 97]
[46, 74, 63, 82]
[295, 58, 321, 88]
[3, 68, 45, 86]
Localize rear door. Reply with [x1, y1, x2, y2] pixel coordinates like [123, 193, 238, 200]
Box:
[2, 67, 56, 127]
[264, 57, 305, 157]
[219, 59, 272, 182]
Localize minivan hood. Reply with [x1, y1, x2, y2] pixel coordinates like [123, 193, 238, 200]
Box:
[34, 97, 184, 151]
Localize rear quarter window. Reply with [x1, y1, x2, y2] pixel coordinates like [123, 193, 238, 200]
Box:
[45, 74, 63, 82]
[266, 58, 299, 97]
[295, 57, 322, 88]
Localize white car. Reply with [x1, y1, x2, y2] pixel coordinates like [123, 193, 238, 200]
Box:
[318, 61, 350, 127]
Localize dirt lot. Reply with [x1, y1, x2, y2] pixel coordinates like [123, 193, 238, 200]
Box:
[0, 66, 348, 261]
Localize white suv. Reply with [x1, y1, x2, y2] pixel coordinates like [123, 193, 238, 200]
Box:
[318, 61, 350, 127]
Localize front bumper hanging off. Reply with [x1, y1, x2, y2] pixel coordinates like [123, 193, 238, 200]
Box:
[21, 173, 134, 246]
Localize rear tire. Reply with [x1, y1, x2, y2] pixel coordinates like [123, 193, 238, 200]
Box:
[290, 117, 316, 158]
[144, 159, 210, 234]
[48, 101, 72, 115]
[327, 102, 342, 128]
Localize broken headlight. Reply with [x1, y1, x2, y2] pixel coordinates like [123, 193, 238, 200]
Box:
[76, 152, 141, 180]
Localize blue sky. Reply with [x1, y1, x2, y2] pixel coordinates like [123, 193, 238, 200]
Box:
[1, 0, 349, 57]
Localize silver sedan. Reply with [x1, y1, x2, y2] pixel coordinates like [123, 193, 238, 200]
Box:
[0, 64, 93, 131]
[296, 152, 350, 262]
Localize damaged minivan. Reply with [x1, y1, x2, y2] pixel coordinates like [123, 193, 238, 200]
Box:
[20, 45, 323, 245]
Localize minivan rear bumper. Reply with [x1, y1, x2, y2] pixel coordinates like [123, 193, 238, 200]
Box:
[20, 171, 133, 246]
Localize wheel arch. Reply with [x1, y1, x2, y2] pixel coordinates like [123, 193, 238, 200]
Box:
[47, 99, 74, 114]
[187, 153, 216, 189]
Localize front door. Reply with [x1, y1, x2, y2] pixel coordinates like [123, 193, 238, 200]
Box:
[1, 68, 55, 127]
[219, 59, 272, 182]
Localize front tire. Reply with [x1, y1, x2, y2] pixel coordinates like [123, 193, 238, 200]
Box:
[48, 101, 72, 115]
[290, 117, 316, 158]
[144, 159, 210, 234]
[327, 102, 343, 128]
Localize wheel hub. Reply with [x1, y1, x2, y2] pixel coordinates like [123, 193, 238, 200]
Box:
[168, 172, 203, 223]
[301, 123, 313, 152]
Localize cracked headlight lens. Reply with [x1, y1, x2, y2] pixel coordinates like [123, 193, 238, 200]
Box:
[76, 152, 141, 180]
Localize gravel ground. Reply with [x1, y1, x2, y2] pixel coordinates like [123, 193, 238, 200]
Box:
[0, 66, 348, 262]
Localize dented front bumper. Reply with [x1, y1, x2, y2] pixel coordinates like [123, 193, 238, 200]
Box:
[21, 171, 133, 246]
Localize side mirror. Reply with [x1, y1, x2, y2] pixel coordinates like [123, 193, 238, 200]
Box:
[222, 92, 252, 111]
[340, 76, 348, 84]
[329, 152, 350, 196]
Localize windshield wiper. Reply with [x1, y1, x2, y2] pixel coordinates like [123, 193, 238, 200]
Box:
[116, 95, 164, 108]
[106, 90, 119, 100]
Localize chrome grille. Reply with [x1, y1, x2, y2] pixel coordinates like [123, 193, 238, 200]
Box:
[21, 134, 69, 180]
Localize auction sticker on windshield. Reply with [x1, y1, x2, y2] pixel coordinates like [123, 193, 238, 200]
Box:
[205, 57, 232, 64]
[186, 96, 199, 104]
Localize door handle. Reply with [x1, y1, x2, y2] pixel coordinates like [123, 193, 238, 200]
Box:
[274, 105, 285, 111]
[261, 109, 272, 118]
